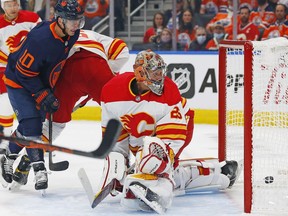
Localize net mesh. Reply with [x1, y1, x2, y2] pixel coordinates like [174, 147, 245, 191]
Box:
[223, 38, 288, 214]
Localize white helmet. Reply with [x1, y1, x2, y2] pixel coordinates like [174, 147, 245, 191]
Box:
[1, 0, 19, 9]
[134, 50, 166, 95]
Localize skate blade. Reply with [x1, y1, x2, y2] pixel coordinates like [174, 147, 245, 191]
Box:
[9, 181, 22, 191]
[0, 173, 8, 188]
[129, 184, 165, 214]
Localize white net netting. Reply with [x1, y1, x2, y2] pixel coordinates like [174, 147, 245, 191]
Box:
[223, 38, 288, 214]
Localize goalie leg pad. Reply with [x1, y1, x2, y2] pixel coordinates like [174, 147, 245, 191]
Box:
[174, 159, 230, 191]
[97, 152, 126, 195]
[121, 173, 173, 213]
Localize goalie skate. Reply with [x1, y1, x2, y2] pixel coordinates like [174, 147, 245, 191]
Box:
[129, 182, 166, 214]
[221, 160, 243, 188]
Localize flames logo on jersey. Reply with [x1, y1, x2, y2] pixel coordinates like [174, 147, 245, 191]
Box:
[6, 30, 29, 52]
[120, 113, 155, 137]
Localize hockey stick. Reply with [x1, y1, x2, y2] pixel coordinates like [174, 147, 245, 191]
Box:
[47, 95, 91, 170]
[78, 163, 135, 208]
[48, 114, 69, 171]
[72, 96, 92, 112]
[0, 119, 121, 159]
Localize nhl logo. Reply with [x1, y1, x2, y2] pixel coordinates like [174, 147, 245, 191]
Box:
[166, 64, 195, 98]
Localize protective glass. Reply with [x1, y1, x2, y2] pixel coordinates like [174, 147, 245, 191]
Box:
[63, 17, 85, 29]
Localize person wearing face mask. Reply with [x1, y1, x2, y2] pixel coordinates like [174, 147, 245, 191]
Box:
[189, 27, 211, 51]
[206, 21, 229, 50]
[154, 28, 176, 51]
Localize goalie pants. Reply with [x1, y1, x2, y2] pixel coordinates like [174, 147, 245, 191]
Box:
[52, 49, 114, 123]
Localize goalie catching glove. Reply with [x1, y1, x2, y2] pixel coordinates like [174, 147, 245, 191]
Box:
[136, 136, 174, 175]
[33, 88, 59, 113]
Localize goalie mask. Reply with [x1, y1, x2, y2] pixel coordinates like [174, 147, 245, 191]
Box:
[134, 50, 166, 95]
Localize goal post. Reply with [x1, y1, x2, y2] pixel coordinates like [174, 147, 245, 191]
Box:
[218, 38, 288, 214]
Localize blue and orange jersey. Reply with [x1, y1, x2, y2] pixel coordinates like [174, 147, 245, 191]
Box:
[4, 20, 80, 94]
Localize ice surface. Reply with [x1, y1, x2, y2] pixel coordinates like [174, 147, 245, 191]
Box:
[0, 121, 252, 216]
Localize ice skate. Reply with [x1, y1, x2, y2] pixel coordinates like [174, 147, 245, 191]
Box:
[129, 182, 166, 214]
[9, 155, 31, 191]
[221, 160, 239, 188]
[0, 154, 17, 188]
[33, 161, 48, 192]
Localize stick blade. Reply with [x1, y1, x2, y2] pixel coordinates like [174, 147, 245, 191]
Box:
[48, 153, 69, 171]
[91, 179, 116, 208]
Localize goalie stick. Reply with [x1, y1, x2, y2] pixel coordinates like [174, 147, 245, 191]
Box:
[0, 119, 121, 159]
[48, 114, 69, 171]
[78, 163, 135, 208]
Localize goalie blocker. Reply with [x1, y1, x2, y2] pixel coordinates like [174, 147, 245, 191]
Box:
[92, 136, 240, 214]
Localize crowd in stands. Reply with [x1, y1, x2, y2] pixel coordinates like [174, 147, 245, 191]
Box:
[1, 0, 288, 51]
[134, 0, 288, 51]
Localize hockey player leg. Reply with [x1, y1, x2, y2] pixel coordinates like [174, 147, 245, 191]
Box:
[0, 130, 23, 188]
[42, 118, 66, 143]
[221, 160, 243, 188]
[0, 92, 14, 154]
[174, 159, 239, 195]
[9, 154, 31, 191]
[85, 152, 127, 208]
[121, 136, 175, 214]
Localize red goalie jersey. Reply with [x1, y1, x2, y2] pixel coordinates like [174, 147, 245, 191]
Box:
[101, 72, 194, 164]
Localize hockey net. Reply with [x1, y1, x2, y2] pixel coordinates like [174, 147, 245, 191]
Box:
[218, 38, 288, 214]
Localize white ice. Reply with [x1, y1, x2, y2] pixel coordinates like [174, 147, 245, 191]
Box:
[0, 121, 254, 216]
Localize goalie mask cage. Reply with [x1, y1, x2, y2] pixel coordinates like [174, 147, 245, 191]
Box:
[218, 38, 288, 214]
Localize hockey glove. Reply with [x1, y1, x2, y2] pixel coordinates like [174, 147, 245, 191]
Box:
[136, 136, 174, 175]
[33, 89, 59, 113]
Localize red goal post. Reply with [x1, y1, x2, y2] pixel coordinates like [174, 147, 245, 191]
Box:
[218, 38, 288, 214]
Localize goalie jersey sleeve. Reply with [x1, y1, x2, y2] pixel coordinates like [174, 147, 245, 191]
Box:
[100, 72, 188, 158]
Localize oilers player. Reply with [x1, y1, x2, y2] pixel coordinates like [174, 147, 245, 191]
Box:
[7, 30, 129, 189]
[41, 29, 130, 141]
[0, 0, 84, 192]
[97, 50, 239, 213]
[0, 0, 41, 154]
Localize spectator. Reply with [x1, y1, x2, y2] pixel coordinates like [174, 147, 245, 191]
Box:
[133, 28, 176, 51]
[262, 3, 288, 39]
[227, 6, 260, 40]
[177, 9, 196, 50]
[153, 28, 174, 51]
[78, 0, 109, 30]
[206, 0, 236, 34]
[37, 0, 57, 20]
[250, 0, 275, 29]
[239, 0, 259, 11]
[143, 12, 165, 43]
[27, 0, 44, 12]
[165, 0, 185, 30]
[200, 0, 228, 15]
[189, 27, 211, 50]
[206, 21, 228, 50]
